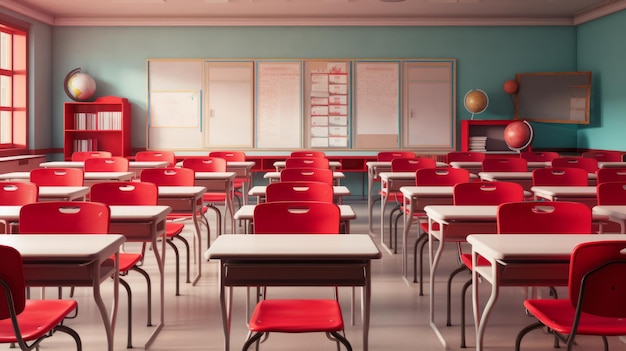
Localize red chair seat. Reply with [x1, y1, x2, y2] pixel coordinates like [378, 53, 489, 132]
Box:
[0, 300, 78, 343]
[460, 253, 490, 269]
[524, 299, 626, 336]
[202, 192, 227, 202]
[112, 253, 143, 272]
[166, 222, 185, 238]
[248, 299, 345, 333]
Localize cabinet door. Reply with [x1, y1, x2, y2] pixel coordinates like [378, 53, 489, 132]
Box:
[403, 62, 455, 149]
[204, 62, 254, 148]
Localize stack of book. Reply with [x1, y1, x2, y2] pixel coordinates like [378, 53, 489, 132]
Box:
[469, 136, 487, 151]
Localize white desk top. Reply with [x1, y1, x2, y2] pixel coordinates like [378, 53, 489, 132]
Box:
[0, 234, 125, 261]
[234, 204, 356, 220]
[0, 171, 134, 181]
[194, 171, 236, 180]
[531, 185, 597, 198]
[398, 186, 455, 197]
[593, 205, 626, 219]
[425, 205, 498, 221]
[451, 161, 550, 169]
[205, 234, 381, 261]
[273, 160, 342, 167]
[598, 162, 626, 168]
[248, 185, 351, 197]
[467, 234, 626, 261]
[38, 186, 90, 200]
[40, 161, 169, 169]
[0, 205, 171, 222]
[263, 171, 345, 179]
[156, 185, 207, 198]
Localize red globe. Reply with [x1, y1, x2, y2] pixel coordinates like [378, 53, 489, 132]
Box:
[503, 80, 518, 94]
[504, 121, 533, 150]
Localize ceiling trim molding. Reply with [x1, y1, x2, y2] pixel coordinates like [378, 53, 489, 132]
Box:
[51, 16, 575, 27]
[1, 2, 54, 25]
[574, 0, 626, 25]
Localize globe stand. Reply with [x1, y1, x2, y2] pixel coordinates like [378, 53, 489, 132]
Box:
[464, 89, 489, 120]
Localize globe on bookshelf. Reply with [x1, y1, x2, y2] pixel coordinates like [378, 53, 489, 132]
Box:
[64, 68, 97, 102]
[504, 120, 533, 151]
[464, 89, 489, 119]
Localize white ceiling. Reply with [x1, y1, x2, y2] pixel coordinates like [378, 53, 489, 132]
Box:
[2, 0, 626, 26]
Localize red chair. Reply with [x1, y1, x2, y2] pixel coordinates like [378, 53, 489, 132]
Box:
[515, 240, 626, 351]
[280, 168, 334, 185]
[290, 150, 326, 158]
[532, 167, 589, 186]
[0, 245, 82, 351]
[70, 151, 112, 161]
[596, 167, 626, 184]
[30, 168, 84, 186]
[134, 150, 176, 167]
[377, 151, 415, 162]
[596, 181, 626, 205]
[0, 181, 38, 233]
[246, 201, 350, 351]
[446, 151, 486, 163]
[84, 157, 129, 172]
[18, 201, 146, 348]
[552, 157, 599, 173]
[582, 150, 622, 162]
[447, 181, 525, 348]
[265, 181, 334, 203]
[285, 157, 330, 169]
[520, 151, 560, 162]
[482, 158, 528, 172]
[90, 181, 189, 296]
[208, 151, 247, 207]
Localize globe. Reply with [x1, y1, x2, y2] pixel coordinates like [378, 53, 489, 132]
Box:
[64, 68, 96, 102]
[464, 89, 489, 116]
[504, 120, 533, 151]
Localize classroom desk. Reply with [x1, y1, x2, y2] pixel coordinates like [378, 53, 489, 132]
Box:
[39, 160, 169, 178]
[365, 161, 448, 234]
[0, 171, 135, 184]
[479, 171, 597, 190]
[467, 234, 626, 351]
[450, 161, 550, 174]
[272, 160, 342, 171]
[592, 205, 626, 233]
[598, 161, 626, 168]
[204, 234, 382, 351]
[263, 171, 346, 185]
[397, 186, 455, 283]
[248, 185, 351, 204]
[233, 204, 357, 234]
[155, 186, 207, 284]
[0, 234, 125, 351]
[176, 161, 255, 205]
[193, 171, 236, 234]
[378, 172, 420, 253]
[530, 185, 598, 207]
[38, 185, 91, 201]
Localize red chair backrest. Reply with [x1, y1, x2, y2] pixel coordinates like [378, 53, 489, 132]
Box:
[30, 168, 84, 186]
[582, 151, 622, 162]
[446, 151, 486, 163]
[391, 157, 436, 172]
[265, 181, 334, 203]
[497, 201, 592, 234]
[19, 201, 110, 234]
[0, 181, 38, 205]
[415, 167, 470, 186]
[135, 150, 176, 167]
[377, 151, 415, 162]
[70, 151, 112, 161]
[596, 181, 626, 205]
[208, 151, 246, 162]
[285, 157, 329, 169]
[596, 168, 626, 185]
[568, 241, 626, 317]
[253, 201, 340, 234]
[84, 157, 129, 172]
[453, 181, 524, 205]
[290, 151, 326, 158]
[181, 157, 227, 172]
[0, 245, 26, 318]
[532, 167, 589, 186]
[552, 157, 599, 173]
[482, 158, 528, 172]
[519, 151, 560, 162]
[280, 168, 333, 185]
[140, 167, 195, 186]
[91, 181, 157, 206]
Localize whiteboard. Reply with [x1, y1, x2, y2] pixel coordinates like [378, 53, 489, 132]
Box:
[149, 91, 200, 128]
[256, 61, 302, 149]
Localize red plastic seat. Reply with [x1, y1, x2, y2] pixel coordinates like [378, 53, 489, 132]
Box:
[552, 157, 599, 173]
[208, 151, 247, 207]
[18, 201, 145, 348]
[280, 168, 334, 185]
[446, 151, 486, 163]
[284, 157, 330, 169]
[515, 240, 626, 351]
[29, 168, 84, 186]
[290, 150, 326, 158]
[91, 181, 188, 296]
[519, 151, 560, 162]
[265, 181, 333, 203]
[0, 181, 38, 233]
[582, 150, 622, 162]
[532, 167, 589, 186]
[70, 151, 112, 161]
[0, 245, 81, 350]
[134, 150, 176, 167]
[597, 181, 626, 205]
[84, 156, 129, 172]
[596, 167, 626, 184]
[246, 201, 350, 351]
[482, 157, 528, 172]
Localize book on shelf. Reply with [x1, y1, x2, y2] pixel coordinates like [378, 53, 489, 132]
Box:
[73, 111, 122, 130]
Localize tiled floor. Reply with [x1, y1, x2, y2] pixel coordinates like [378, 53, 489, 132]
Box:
[32, 199, 625, 350]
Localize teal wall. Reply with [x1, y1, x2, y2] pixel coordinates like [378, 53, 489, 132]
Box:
[577, 10, 626, 151]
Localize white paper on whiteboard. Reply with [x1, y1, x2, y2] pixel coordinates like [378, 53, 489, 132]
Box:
[329, 84, 348, 95]
[355, 61, 400, 135]
[311, 105, 329, 116]
[570, 97, 586, 109]
[311, 116, 329, 126]
[329, 126, 348, 136]
[329, 105, 348, 116]
[311, 97, 329, 105]
[570, 109, 586, 121]
[329, 95, 347, 105]
[150, 91, 200, 128]
[329, 74, 347, 84]
[328, 62, 347, 74]
[311, 126, 329, 137]
[329, 116, 348, 126]
[329, 137, 348, 147]
[311, 137, 329, 147]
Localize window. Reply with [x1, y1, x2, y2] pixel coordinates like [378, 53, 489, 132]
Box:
[0, 16, 28, 150]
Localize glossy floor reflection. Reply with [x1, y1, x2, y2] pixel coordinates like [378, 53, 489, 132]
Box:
[33, 199, 626, 350]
